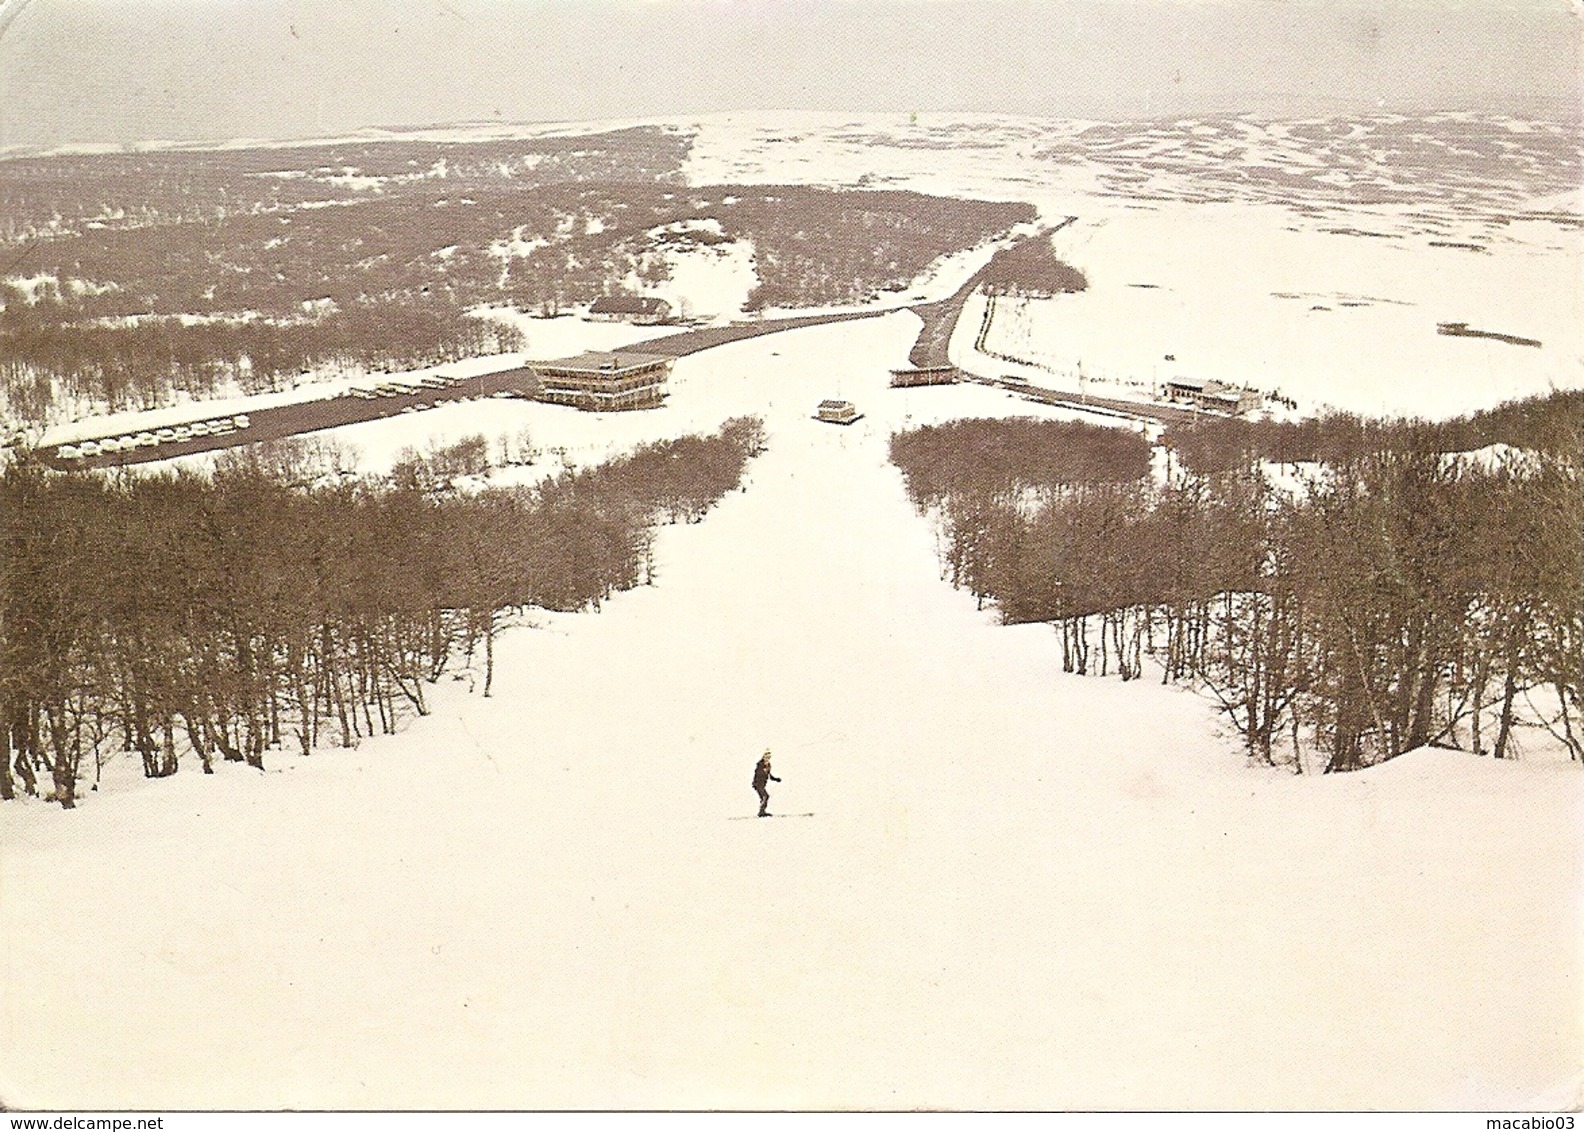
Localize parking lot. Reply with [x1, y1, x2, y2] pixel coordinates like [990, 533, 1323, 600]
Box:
[38, 366, 538, 471]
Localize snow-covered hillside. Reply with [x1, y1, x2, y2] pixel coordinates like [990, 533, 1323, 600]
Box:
[3, 315, 1577, 1110]
[3, 109, 1580, 1112]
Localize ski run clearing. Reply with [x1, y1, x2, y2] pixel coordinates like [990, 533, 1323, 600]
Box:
[2, 314, 1579, 1111]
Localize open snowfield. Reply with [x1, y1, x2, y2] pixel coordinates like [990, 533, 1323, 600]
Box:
[963, 203, 1581, 419]
[3, 315, 1578, 1110]
[679, 111, 1583, 420]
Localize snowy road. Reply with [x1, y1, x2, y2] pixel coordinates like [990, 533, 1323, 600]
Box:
[2, 316, 1579, 1110]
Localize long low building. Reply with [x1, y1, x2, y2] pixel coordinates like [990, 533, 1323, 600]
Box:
[529, 351, 674, 411]
[889, 364, 959, 388]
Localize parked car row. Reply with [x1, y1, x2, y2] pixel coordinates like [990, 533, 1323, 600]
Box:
[349, 374, 462, 400]
[56, 414, 252, 461]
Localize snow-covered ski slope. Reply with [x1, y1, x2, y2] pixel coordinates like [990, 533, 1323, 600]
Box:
[3, 315, 1578, 1110]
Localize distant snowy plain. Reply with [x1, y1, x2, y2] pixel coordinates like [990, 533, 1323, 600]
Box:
[681, 111, 1581, 420]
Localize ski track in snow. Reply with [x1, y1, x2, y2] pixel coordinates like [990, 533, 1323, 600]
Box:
[2, 317, 1580, 1110]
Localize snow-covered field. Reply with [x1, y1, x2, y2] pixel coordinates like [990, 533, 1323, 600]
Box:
[679, 111, 1582, 420]
[3, 315, 1578, 1110]
[961, 203, 1581, 419]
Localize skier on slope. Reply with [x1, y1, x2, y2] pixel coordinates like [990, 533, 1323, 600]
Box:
[752, 749, 780, 817]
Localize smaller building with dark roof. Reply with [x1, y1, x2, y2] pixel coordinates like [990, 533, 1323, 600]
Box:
[588, 295, 673, 324]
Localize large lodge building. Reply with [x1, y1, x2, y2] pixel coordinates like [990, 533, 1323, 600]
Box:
[1163, 377, 1261, 416]
[529, 351, 674, 412]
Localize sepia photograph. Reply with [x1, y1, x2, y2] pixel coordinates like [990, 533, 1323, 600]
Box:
[0, 0, 1579, 1114]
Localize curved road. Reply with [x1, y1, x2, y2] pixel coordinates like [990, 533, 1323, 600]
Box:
[37, 219, 1210, 470]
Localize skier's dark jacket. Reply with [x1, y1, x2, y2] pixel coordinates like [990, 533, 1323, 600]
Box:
[753, 760, 778, 791]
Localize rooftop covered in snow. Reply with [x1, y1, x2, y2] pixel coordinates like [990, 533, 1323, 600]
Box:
[530, 351, 675, 376]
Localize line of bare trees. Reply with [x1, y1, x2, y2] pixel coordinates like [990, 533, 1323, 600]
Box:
[0, 417, 765, 807]
[891, 401, 1583, 772]
[1161, 390, 1584, 473]
[0, 292, 526, 423]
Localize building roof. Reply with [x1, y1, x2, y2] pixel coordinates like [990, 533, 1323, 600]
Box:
[531, 351, 674, 376]
[589, 295, 671, 315]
